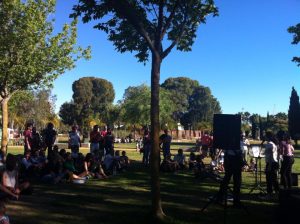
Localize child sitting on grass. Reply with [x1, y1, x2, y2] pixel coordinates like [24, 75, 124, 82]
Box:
[188, 152, 197, 170]
[120, 151, 130, 171]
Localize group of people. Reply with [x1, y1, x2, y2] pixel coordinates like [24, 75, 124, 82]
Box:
[0, 123, 132, 223]
[216, 130, 295, 208]
[139, 129, 173, 167]
[89, 125, 115, 160]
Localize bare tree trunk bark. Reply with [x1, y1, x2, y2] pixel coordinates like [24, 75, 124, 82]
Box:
[1, 97, 9, 156]
[150, 52, 165, 220]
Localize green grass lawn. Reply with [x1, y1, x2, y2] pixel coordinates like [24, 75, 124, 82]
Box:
[4, 143, 300, 224]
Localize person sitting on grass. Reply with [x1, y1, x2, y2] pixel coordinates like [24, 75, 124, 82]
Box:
[173, 149, 187, 170]
[188, 152, 197, 170]
[2, 154, 31, 199]
[120, 151, 130, 171]
[83, 153, 107, 179]
[41, 150, 66, 184]
[21, 151, 43, 179]
[103, 151, 118, 175]
[160, 154, 179, 173]
[193, 155, 206, 178]
[64, 152, 87, 182]
[0, 201, 10, 224]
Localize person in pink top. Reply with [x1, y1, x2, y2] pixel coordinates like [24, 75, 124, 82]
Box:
[23, 123, 33, 153]
[280, 134, 294, 190]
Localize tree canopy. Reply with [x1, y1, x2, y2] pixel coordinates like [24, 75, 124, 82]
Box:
[288, 23, 300, 66]
[0, 0, 90, 152]
[161, 77, 200, 121]
[120, 84, 175, 128]
[59, 77, 115, 129]
[180, 85, 221, 129]
[72, 0, 218, 219]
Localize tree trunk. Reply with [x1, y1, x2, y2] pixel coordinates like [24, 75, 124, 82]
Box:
[150, 52, 165, 220]
[1, 97, 10, 155]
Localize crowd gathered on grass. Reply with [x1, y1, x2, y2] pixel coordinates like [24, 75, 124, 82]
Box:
[0, 122, 298, 223]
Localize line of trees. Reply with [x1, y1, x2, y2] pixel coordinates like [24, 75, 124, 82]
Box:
[58, 76, 221, 135]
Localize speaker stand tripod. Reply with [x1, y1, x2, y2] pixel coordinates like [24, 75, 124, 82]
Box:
[248, 156, 266, 196]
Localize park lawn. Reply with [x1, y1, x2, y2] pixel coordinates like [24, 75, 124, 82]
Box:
[4, 144, 300, 224]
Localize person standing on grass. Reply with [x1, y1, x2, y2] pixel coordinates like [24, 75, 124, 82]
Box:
[216, 144, 243, 208]
[41, 122, 57, 157]
[200, 131, 212, 157]
[69, 125, 81, 158]
[240, 134, 250, 165]
[159, 129, 172, 159]
[142, 129, 151, 166]
[104, 128, 115, 156]
[89, 125, 102, 154]
[23, 123, 33, 154]
[279, 134, 294, 190]
[31, 126, 42, 153]
[264, 131, 280, 198]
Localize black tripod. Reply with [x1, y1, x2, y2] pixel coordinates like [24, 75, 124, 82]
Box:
[248, 154, 266, 195]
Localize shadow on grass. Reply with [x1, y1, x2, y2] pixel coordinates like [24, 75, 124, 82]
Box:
[7, 160, 278, 224]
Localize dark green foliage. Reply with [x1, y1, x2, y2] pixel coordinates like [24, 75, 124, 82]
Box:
[120, 84, 175, 127]
[288, 87, 300, 140]
[288, 23, 300, 66]
[180, 86, 221, 129]
[8, 89, 57, 130]
[161, 77, 200, 121]
[71, 0, 218, 62]
[250, 114, 259, 139]
[72, 77, 115, 125]
[59, 101, 77, 126]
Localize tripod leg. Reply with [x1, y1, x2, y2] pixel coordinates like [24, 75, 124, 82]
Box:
[200, 193, 220, 212]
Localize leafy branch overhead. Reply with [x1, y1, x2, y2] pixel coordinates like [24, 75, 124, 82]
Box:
[288, 23, 300, 66]
[71, 0, 218, 63]
[0, 0, 91, 98]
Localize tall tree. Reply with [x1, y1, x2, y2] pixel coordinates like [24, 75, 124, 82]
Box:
[180, 86, 221, 129]
[288, 23, 300, 66]
[72, 0, 218, 219]
[0, 0, 90, 154]
[120, 84, 175, 128]
[250, 114, 259, 139]
[72, 77, 115, 126]
[161, 77, 200, 121]
[59, 101, 77, 126]
[288, 87, 300, 143]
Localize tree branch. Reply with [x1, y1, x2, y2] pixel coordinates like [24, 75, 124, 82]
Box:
[160, 0, 180, 40]
[110, 0, 156, 53]
[161, 16, 188, 59]
[156, 0, 164, 47]
[150, 2, 159, 21]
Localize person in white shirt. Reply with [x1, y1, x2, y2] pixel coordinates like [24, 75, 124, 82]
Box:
[240, 134, 250, 164]
[264, 131, 279, 197]
[173, 149, 186, 169]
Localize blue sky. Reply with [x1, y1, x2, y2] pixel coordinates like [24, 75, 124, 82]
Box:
[52, 0, 300, 116]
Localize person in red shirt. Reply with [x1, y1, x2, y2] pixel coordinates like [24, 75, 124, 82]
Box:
[89, 125, 102, 154]
[200, 131, 212, 157]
